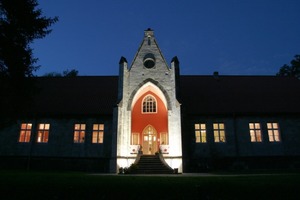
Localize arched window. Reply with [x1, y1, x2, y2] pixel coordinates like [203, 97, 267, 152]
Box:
[142, 95, 157, 113]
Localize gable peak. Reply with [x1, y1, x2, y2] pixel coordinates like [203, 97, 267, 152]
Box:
[144, 28, 154, 38]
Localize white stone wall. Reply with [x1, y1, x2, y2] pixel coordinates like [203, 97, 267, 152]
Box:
[116, 30, 183, 172]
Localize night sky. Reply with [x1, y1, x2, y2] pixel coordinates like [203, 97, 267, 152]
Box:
[32, 0, 300, 76]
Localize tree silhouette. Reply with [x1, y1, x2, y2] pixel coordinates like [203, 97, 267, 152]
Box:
[43, 69, 79, 77]
[0, 0, 58, 79]
[0, 0, 58, 128]
[277, 55, 300, 79]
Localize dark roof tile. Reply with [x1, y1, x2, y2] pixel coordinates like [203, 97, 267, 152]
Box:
[179, 75, 300, 115]
[27, 75, 300, 116]
[32, 76, 118, 116]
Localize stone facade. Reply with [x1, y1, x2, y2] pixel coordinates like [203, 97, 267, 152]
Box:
[182, 115, 300, 171]
[116, 29, 182, 172]
[0, 117, 113, 171]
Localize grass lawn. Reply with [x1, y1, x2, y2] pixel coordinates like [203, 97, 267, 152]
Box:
[0, 171, 299, 200]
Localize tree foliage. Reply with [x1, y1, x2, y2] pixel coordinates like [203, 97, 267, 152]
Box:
[0, 0, 58, 79]
[44, 69, 79, 77]
[0, 0, 58, 128]
[277, 55, 300, 79]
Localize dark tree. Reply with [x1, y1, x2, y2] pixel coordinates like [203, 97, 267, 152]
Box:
[0, 0, 58, 79]
[277, 55, 300, 79]
[63, 69, 79, 77]
[43, 69, 79, 77]
[0, 0, 58, 128]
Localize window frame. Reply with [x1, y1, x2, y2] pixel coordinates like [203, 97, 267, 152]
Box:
[160, 132, 169, 145]
[194, 123, 207, 143]
[249, 122, 263, 142]
[142, 95, 157, 114]
[267, 122, 281, 142]
[19, 123, 32, 143]
[36, 123, 50, 143]
[74, 123, 86, 143]
[131, 132, 140, 145]
[92, 124, 104, 144]
[213, 123, 226, 143]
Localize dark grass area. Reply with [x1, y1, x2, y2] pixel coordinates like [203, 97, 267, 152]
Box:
[0, 171, 299, 200]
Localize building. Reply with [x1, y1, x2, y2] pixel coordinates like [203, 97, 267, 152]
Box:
[1, 29, 300, 173]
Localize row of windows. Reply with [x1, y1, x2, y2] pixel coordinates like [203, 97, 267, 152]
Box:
[194, 122, 281, 143]
[195, 123, 226, 143]
[19, 123, 104, 144]
[249, 122, 280, 142]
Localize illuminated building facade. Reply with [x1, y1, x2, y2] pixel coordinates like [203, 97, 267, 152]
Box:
[115, 29, 182, 172]
[1, 29, 300, 173]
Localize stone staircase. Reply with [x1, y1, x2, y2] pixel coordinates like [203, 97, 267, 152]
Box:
[128, 154, 174, 174]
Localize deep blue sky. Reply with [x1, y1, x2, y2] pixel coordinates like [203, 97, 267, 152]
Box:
[33, 0, 300, 76]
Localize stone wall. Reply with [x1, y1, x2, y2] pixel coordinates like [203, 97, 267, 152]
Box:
[182, 114, 300, 172]
[0, 116, 114, 172]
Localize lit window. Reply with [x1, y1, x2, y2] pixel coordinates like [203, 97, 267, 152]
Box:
[142, 95, 157, 113]
[249, 123, 262, 142]
[160, 132, 168, 145]
[19, 123, 32, 143]
[194, 123, 207, 143]
[213, 123, 226, 143]
[131, 133, 139, 145]
[92, 124, 104, 143]
[37, 123, 50, 143]
[74, 124, 85, 143]
[267, 123, 281, 142]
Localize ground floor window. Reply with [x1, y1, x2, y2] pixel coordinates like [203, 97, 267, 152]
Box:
[131, 132, 140, 145]
[194, 123, 207, 143]
[92, 124, 104, 143]
[213, 123, 226, 143]
[74, 124, 86, 143]
[19, 123, 32, 143]
[249, 123, 262, 142]
[37, 123, 50, 143]
[267, 122, 281, 142]
[160, 132, 168, 145]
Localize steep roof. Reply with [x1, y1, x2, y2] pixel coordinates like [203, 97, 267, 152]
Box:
[31, 76, 118, 116]
[27, 75, 300, 116]
[179, 75, 300, 115]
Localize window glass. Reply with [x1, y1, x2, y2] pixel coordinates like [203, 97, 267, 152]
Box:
[213, 123, 226, 143]
[249, 123, 262, 142]
[132, 133, 139, 145]
[267, 123, 281, 142]
[92, 124, 104, 144]
[74, 124, 86, 143]
[194, 123, 207, 143]
[37, 123, 50, 143]
[19, 123, 32, 143]
[142, 95, 157, 113]
[160, 132, 168, 145]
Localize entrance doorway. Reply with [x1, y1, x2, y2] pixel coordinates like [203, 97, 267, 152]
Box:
[142, 125, 157, 155]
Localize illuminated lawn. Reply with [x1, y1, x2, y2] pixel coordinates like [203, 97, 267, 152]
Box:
[0, 171, 299, 200]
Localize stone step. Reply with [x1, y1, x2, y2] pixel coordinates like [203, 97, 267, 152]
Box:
[127, 154, 174, 174]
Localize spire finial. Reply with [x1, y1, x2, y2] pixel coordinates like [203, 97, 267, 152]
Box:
[144, 28, 154, 37]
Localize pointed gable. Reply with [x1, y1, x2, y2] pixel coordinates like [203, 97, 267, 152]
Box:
[130, 28, 169, 72]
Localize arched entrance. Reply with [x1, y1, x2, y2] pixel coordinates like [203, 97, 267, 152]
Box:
[130, 84, 169, 155]
[142, 125, 157, 155]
